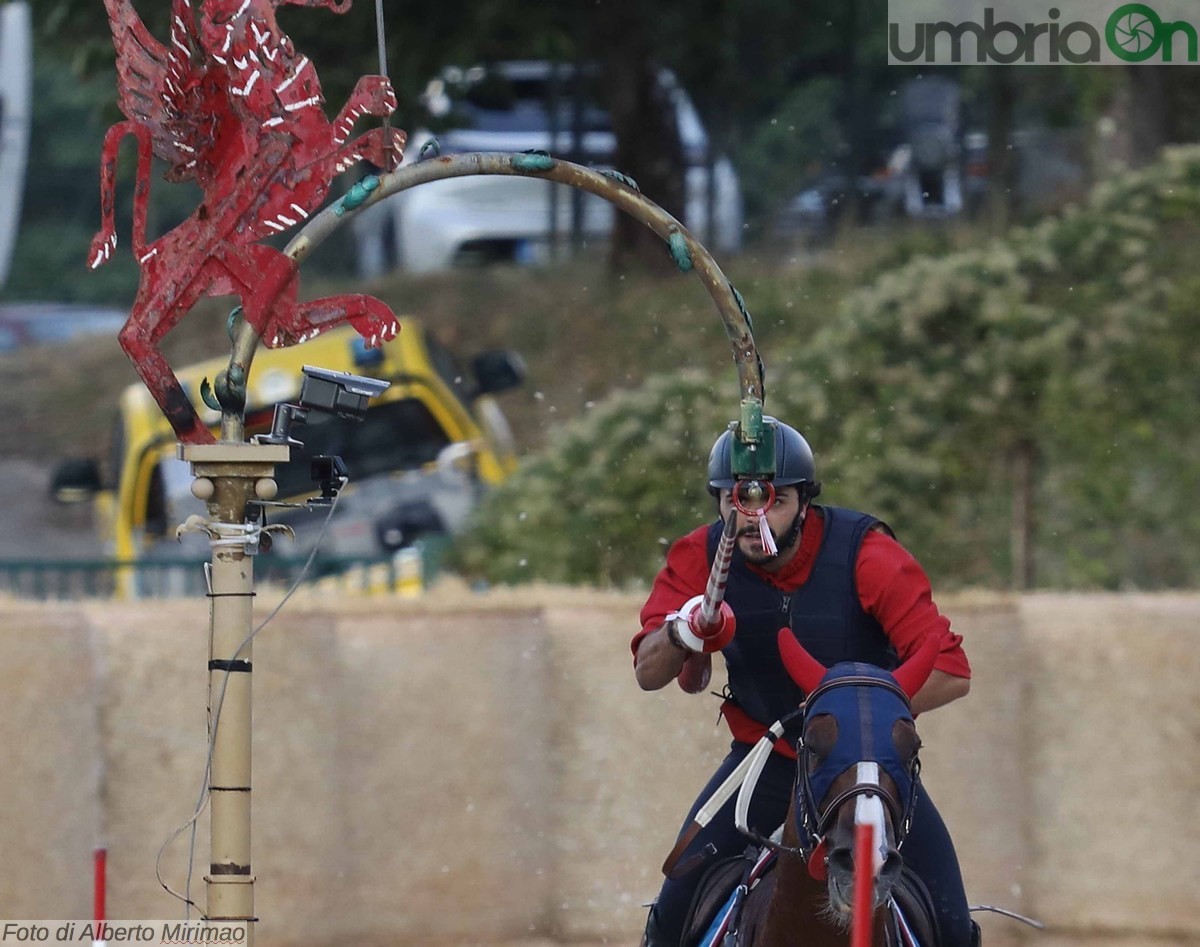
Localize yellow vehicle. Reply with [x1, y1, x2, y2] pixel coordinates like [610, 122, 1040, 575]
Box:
[53, 319, 524, 596]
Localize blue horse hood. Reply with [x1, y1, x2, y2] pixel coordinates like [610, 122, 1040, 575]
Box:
[803, 662, 917, 809]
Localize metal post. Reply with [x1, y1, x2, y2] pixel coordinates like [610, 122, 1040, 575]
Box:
[180, 442, 290, 945]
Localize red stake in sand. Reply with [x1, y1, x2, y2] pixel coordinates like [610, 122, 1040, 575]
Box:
[851, 823, 874, 947]
[93, 847, 106, 947]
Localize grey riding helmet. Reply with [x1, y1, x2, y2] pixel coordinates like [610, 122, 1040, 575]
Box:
[706, 418, 822, 499]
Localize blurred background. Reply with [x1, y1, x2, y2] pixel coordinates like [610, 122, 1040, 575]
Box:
[1, 2, 1200, 945]
[2, 0, 1199, 596]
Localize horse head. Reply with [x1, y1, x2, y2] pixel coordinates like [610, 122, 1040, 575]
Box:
[778, 632, 939, 918]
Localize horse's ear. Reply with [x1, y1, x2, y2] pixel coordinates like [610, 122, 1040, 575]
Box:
[892, 635, 941, 700]
[777, 628, 827, 695]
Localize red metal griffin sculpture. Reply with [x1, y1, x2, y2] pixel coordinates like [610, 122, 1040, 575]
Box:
[90, 0, 406, 444]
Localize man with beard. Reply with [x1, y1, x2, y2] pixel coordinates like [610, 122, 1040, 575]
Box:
[632, 418, 978, 947]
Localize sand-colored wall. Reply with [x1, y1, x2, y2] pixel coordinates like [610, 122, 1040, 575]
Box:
[0, 589, 1197, 946]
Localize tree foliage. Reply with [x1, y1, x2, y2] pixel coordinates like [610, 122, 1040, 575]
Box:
[30, 0, 900, 245]
[454, 147, 1200, 591]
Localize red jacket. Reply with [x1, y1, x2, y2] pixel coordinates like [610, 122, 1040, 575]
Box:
[633, 508, 969, 752]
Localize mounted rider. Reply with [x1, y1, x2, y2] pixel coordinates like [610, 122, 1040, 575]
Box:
[632, 417, 980, 947]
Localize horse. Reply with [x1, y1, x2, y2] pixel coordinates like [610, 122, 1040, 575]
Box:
[680, 633, 946, 947]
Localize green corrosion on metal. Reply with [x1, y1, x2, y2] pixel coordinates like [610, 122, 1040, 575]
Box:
[601, 169, 640, 191]
[668, 230, 693, 272]
[730, 283, 753, 332]
[511, 151, 555, 172]
[204, 365, 247, 414]
[335, 175, 381, 217]
[730, 281, 759, 381]
[200, 377, 222, 412]
[226, 306, 245, 342]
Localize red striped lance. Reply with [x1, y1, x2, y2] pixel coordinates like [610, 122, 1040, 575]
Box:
[699, 512, 738, 630]
[851, 823, 875, 947]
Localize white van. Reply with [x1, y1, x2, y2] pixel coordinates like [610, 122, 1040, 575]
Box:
[353, 61, 743, 274]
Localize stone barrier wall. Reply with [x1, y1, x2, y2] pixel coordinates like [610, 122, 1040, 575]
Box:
[0, 589, 1197, 945]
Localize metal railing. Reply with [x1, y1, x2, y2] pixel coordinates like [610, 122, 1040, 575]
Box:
[0, 540, 448, 601]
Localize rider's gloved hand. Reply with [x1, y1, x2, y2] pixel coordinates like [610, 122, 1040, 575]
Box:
[665, 594, 736, 654]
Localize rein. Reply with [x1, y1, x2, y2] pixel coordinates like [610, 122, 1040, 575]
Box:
[733, 710, 806, 858]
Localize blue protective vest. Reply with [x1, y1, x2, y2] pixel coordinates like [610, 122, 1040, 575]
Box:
[706, 505, 900, 728]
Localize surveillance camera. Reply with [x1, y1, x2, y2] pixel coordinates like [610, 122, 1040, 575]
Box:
[255, 365, 392, 446]
[299, 366, 391, 420]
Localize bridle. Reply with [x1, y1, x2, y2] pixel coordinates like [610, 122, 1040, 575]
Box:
[739, 675, 922, 873]
[796, 675, 922, 852]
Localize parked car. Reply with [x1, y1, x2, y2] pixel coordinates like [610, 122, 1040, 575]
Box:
[353, 60, 743, 274]
[0, 302, 127, 353]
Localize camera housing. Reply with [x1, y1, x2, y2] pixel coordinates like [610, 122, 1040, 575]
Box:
[255, 367, 391, 505]
[257, 366, 393, 446]
[310, 454, 350, 504]
[299, 366, 392, 420]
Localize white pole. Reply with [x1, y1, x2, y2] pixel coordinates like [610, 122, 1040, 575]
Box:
[0, 1, 33, 288]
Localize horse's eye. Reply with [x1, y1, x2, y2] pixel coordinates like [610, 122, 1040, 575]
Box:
[803, 714, 838, 760]
[892, 719, 921, 759]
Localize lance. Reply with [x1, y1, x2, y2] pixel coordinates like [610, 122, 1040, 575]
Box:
[658, 480, 775, 876]
[671, 411, 780, 653]
[666, 513, 737, 656]
[700, 511, 738, 630]
[667, 509, 738, 695]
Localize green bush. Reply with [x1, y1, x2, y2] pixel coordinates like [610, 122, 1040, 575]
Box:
[456, 146, 1200, 590]
[455, 372, 746, 586]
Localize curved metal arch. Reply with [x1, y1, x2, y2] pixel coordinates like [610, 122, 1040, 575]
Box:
[222, 152, 765, 441]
